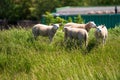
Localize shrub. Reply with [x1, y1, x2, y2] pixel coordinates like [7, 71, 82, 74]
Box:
[74, 15, 84, 23]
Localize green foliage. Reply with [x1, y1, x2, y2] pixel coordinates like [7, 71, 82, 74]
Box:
[43, 12, 67, 25]
[74, 15, 84, 23]
[44, 12, 55, 25]
[43, 14, 84, 24]
[68, 17, 73, 22]
[55, 17, 67, 24]
[0, 25, 120, 79]
[0, 0, 14, 20]
[1, 0, 120, 21]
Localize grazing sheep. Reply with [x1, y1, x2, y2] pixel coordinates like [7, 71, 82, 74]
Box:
[64, 21, 96, 32]
[64, 27, 88, 48]
[94, 25, 108, 45]
[32, 24, 59, 42]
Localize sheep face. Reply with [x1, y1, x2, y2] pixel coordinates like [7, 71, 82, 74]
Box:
[52, 24, 59, 30]
[88, 21, 97, 28]
[96, 25, 104, 33]
[95, 25, 108, 45]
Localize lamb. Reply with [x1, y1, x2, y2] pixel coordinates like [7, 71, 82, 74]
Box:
[64, 21, 96, 32]
[64, 27, 88, 48]
[32, 23, 59, 42]
[94, 25, 108, 45]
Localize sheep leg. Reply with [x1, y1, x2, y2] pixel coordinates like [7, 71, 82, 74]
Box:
[85, 40, 88, 48]
[49, 36, 53, 42]
[103, 37, 106, 44]
[84, 34, 88, 48]
[96, 37, 100, 44]
[33, 34, 38, 40]
[32, 29, 39, 40]
[79, 40, 83, 48]
[64, 31, 68, 42]
[34, 36, 37, 40]
[64, 35, 68, 42]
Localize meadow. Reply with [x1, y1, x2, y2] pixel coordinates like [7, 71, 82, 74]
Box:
[0, 25, 120, 80]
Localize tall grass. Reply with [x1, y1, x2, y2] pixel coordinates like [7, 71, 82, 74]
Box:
[0, 26, 120, 80]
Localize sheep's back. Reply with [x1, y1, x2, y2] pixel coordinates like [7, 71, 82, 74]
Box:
[69, 28, 88, 39]
[65, 23, 85, 28]
[75, 24, 86, 28]
[32, 24, 52, 36]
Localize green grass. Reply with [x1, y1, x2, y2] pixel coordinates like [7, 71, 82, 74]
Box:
[0, 26, 120, 80]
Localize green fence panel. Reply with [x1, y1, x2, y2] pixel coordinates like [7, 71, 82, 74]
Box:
[81, 14, 120, 28]
[41, 14, 120, 28]
[63, 14, 120, 28]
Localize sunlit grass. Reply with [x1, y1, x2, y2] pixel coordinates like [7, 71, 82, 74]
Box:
[0, 26, 120, 80]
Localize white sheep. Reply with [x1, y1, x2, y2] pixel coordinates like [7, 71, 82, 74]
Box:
[94, 25, 108, 45]
[64, 21, 96, 32]
[64, 27, 88, 48]
[32, 23, 59, 42]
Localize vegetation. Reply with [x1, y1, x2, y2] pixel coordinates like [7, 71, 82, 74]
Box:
[43, 12, 84, 25]
[0, 0, 119, 21]
[43, 12, 67, 25]
[0, 0, 119, 79]
[74, 15, 84, 23]
[0, 25, 120, 80]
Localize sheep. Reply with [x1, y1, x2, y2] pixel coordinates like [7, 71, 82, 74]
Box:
[32, 23, 59, 42]
[64, 21, 96, 32]
[94, 25, 108, 45]
[64, 27, 88, 48]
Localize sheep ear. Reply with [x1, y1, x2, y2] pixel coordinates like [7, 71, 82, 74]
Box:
[51, 23, 54, 25]
[102, 25, 104, 28]
[88, 21, 91, 23]
[59, 23, 62, 26]
[89, 21, 94, 23]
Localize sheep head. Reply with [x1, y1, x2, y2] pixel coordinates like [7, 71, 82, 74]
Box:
[96, 25, 105, 32]
[88, 21, 97, 28]
[52, 24, 59, 30]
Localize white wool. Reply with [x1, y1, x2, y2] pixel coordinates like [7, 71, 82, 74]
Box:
[53, 24, 59, 30]
[32, 23, 59, 42]
[96, 26, 102, 32]
[95, 25, 108, 45]
[64, 21, 96, 32]
[88, 21, 96, 28]
[64, 27, 88, 48]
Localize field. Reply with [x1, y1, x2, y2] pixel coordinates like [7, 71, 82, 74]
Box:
[0, 26, 120, 80]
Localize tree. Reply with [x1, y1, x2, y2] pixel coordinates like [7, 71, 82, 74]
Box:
[0, 0, 120, 23]
[43, 12, 55, 25]
[68, 17, 73, 22]
[0, 0, 14, 20]
[74, 15, 84, 23]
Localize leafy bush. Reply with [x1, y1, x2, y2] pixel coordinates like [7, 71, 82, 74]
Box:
[67, 17, 73, 22]
[43, 12, 67, 25]
[43, 12, 84, 25]
[74, 15, 84, 23]
[43, 12, 55, 25]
